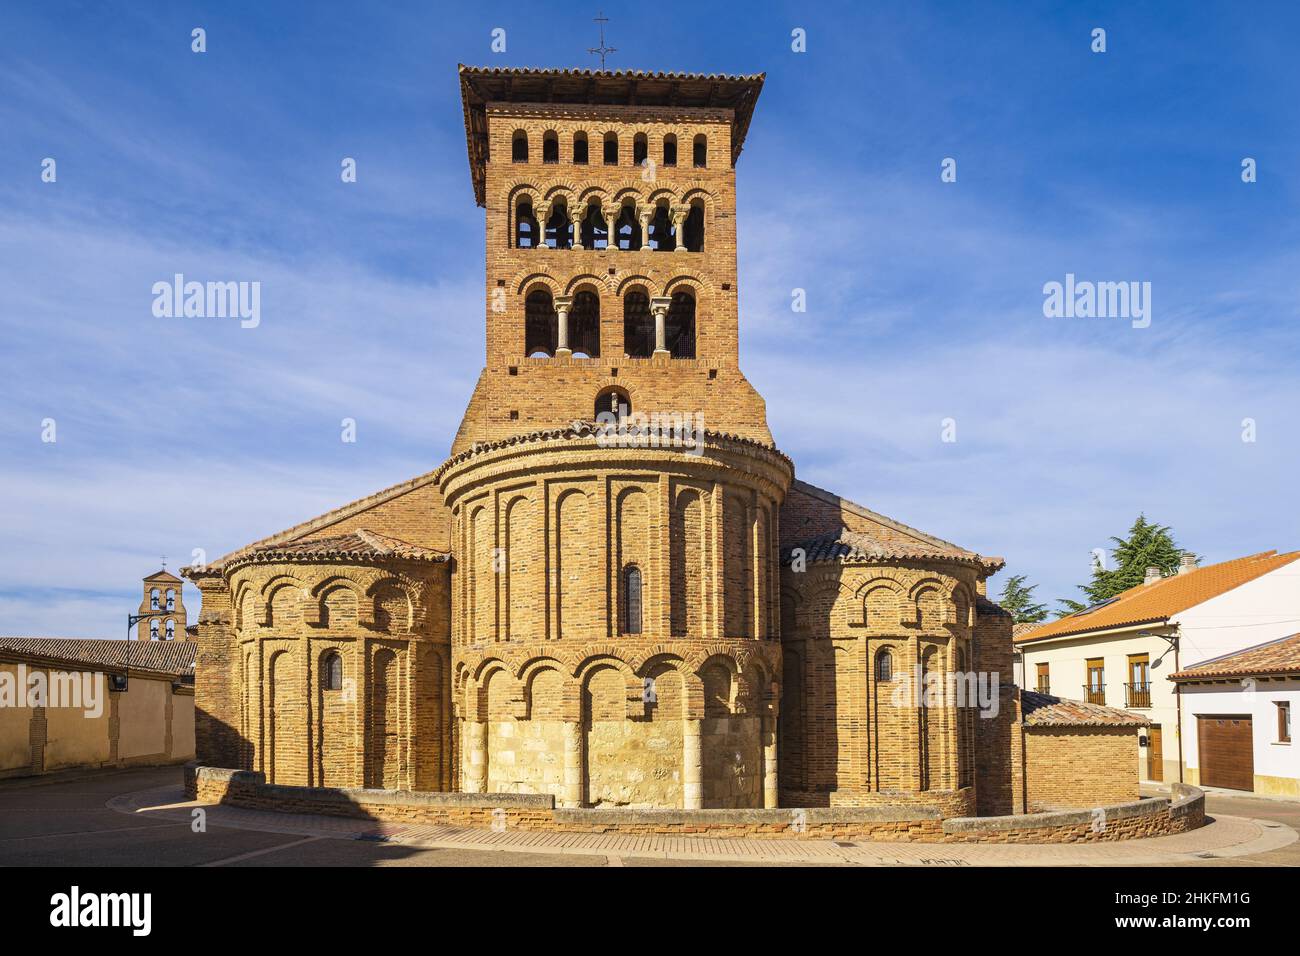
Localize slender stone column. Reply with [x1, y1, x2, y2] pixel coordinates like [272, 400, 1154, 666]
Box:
[535, 201, 552, 250]
[636, 203, 654, 251]
[682, 718, 703, 809]
[561, 720, 583, 807]
[554, 295, 573, 357]
[464, 720, 488, 793]
[650, 295, 671, 357]
[602, 203, 620, 250]
[566, 205, 582, 250]
[670, 203, 691, 252]
[762, 715, 779, 808]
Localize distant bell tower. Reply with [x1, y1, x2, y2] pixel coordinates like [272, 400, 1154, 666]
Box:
[137, 568, 188, 640]
[452, 65, 771, 455]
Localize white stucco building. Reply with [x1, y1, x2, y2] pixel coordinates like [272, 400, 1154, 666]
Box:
[1171, 633, 1299, 797]
[1014, 550, 1300, 786]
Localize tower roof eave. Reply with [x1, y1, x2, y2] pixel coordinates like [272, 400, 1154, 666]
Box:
[458, 64, 765, 206]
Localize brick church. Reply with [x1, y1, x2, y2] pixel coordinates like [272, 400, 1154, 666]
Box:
[184, 66, 1144, 815]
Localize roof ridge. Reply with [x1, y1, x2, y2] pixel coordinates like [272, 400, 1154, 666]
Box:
[197, 468, 443, 570]
[788, 479, 980, 556]
[1016, 549, 1300, 644]
[1180, 631, 1300, 670]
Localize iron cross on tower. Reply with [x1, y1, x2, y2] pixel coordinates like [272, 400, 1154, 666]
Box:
[588, 12, 616, 70]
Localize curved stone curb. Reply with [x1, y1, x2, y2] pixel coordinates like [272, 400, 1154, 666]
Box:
[108, 785, 1297, 866]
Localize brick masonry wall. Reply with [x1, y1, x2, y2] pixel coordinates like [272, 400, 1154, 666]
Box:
[1024, 725, 1142, 812]
[186, 765, 1204, 844]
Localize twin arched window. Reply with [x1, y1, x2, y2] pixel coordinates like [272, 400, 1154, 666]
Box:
[512, 130, 528, 163]
[523, 287, 695, 360]
[523, 289, 600, 358]
[322, 651, 344, 691]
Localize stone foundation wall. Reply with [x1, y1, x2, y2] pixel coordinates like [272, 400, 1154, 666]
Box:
[185, 764, 1204, 844]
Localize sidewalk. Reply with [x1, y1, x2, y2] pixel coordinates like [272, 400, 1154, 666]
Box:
[109, 785, 1298, 866]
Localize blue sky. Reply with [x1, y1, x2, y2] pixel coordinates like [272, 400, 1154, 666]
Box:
[2, 1, 1299, 636]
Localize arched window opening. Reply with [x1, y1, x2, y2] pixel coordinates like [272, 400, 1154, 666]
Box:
[692, 134, 707, 168]
[622, 565, 643, 635]
[165, 589, 175, 611]
[512, 130, 529, 163]
[542, 130, 559, 164]
[581, 203, 608, 249]
[665, 290, 696, 359]
[322, 651, 344, 691]
[603, 132, 618, 165]
[525, 289, 558, 357]
[544, 202, 571, 249]
[663, 134, 678, 167]
[623, 289, 653, 358]
[876, 649, 894, 682]
[683, 202, 705, 252]
[150, 619, 159, 639]
[649, 203, 674, 251]
[614, 204, 641, 250]
[569, 290, 600, 358]
[573, 131, 589, 164]
[150, 588, 160, 610]
[595, 386, 631, 422]
[633, 133, 648, 166]
[515, 199, 538, 248]
[165, 619, 175, 639]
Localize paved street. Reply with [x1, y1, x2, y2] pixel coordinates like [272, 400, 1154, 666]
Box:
[0, 766, 1295, 867]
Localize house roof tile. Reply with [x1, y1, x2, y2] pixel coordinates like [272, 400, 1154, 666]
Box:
[1020, 689, 1151, 727]
[1170, 632, 1300, 681]
[1015, 551, 1300, 644]
[0, 637, 195, 681]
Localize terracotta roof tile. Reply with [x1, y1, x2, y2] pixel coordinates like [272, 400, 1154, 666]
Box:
[783, 527, 991, 569]
[228, 529, 450, 568]
[1020, 689, 1150, 727]
[1170, 632, 1300, 681]
[0, 637, 195, 680]
[1015, 550, 1300, 644]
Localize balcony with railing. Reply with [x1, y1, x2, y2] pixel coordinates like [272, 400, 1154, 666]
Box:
[1124, 682, 1152, 708]
[1035, 681, 1051, 695]
[1084, 684, 1106, 705]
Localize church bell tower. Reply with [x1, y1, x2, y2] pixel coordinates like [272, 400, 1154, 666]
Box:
[453, 65, 772, 455]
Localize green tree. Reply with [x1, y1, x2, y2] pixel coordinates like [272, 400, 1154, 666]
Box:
[1058, 515, 1193, 614]
[1054, 598, 1086, 619]
[998, 574, 1049, 623]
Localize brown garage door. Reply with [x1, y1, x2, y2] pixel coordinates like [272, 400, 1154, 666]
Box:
[1197, 715, 1254, 791]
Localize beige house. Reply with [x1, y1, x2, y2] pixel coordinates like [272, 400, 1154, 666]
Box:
[1015, 550, 1300, 785]
[0, 637, 195, 779]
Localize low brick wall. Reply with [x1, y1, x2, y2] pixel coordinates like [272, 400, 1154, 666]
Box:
[941, 782, 1206, 844]
[184, 764, 1204, 844]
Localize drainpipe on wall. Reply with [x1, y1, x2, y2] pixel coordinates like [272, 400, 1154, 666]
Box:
[1174, 626, 1184, 784]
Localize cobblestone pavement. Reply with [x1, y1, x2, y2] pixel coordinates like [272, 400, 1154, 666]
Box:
[3, 767, 1295, 867]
